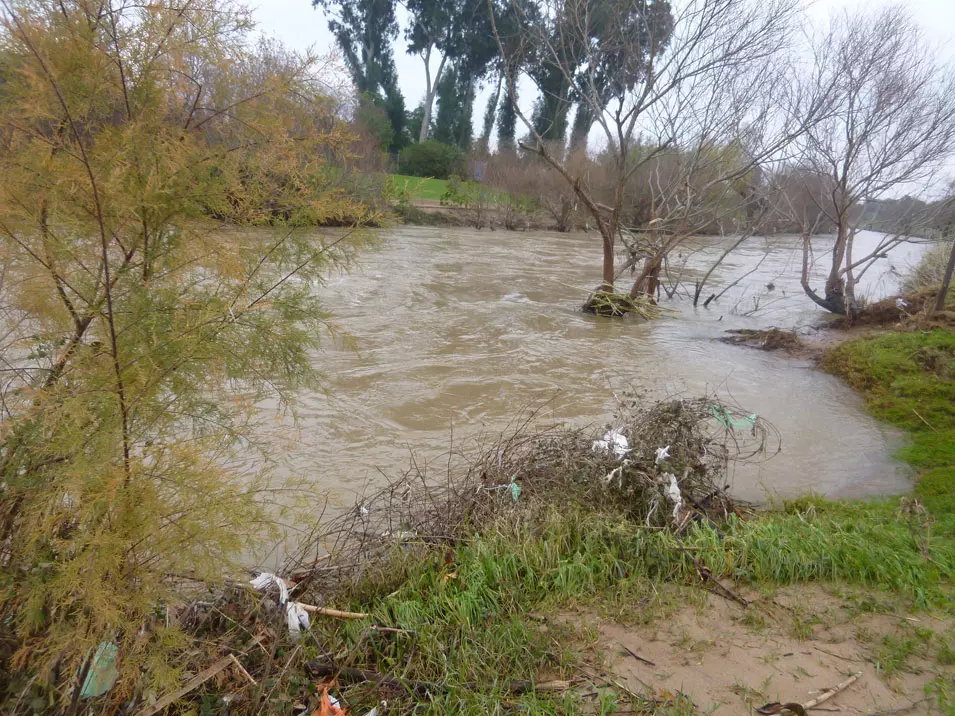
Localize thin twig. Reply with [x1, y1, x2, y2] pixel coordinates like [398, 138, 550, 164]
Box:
[619, 644, 656, 666]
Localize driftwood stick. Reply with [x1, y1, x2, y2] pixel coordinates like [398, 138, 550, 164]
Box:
[689, 556, 749, 607]
[619, 643, 656, 666]
[229, 655, 257, 685]
[300, 604, 369, 619]
[804, 672, 862, 709]
[299, 604, 411, 632]
[757, 672, 862, 715]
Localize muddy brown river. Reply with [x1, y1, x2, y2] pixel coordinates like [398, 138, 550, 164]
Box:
[277, 227, 920, 518]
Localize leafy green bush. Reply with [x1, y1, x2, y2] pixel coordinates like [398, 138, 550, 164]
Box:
[398, 140, 466, 180]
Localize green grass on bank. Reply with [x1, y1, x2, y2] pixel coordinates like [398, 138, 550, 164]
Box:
[388, 174, 450, 202]
[298, 500, 954, 713]
[823, 328, 955, 520]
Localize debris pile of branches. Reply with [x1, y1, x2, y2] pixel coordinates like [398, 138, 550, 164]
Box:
[843, 290, 955, 328]
[285, 395, 780, 598]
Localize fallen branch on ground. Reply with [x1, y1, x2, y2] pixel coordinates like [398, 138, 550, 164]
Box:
[300, 604, 369, 619]
[756, 672, 862, 715]
[619, 644, 656, 666]
[691, 556, 750, 607]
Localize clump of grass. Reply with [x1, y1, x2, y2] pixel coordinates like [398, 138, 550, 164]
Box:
[937, 629, 955, 666]
[682, 499, 954, 604]
[876, 633, 923, 677]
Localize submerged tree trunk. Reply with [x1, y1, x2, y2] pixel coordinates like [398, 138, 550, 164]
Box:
[629, 256, 662, 302]
[601, 228, 614, 290]
[582, 227, 619, 314]
[801, 222, 859, 316]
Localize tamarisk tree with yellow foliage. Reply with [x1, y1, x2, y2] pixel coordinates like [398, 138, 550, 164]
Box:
[0, 0, 373, 708]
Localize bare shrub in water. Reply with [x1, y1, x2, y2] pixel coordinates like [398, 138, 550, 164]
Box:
[490, 0, 811, 307]
[787, 7, 955, 317]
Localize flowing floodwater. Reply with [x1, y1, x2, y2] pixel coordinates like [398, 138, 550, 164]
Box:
[282, 227, 920, 512]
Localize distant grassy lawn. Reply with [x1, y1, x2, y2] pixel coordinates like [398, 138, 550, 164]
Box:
[389, 174, 449, 202]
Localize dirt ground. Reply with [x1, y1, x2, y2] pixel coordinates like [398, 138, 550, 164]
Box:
[567, 585, 953, 714]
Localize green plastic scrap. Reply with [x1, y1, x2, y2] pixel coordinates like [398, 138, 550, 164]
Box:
[486, 478, 521, 503]
[711, 405, 757, 431]
[80, 641, 118, 699]
[509, 481, 522, 503]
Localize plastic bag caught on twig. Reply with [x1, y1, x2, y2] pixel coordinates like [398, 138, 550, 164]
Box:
[250, 572, 311, 637]
[592, 429, 630, 459]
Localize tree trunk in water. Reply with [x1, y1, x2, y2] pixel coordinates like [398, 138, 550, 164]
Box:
[629, 255, 661, 301]
[934, 239, 955, 313]
[822, 280, 851, 315]
[801, 230, 853, 315]
[581, 229, 619, 315]
[601, 229, 614, 291]
[812, 225, 857, 315]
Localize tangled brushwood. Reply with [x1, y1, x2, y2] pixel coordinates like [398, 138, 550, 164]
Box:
[582, 290, 662, 318]
[285, 396, 779, 595]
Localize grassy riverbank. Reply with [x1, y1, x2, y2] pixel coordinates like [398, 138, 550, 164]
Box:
[824, 328, 955, 531]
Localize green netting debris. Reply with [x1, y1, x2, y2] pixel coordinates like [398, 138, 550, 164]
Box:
[712, 405, 758, 431]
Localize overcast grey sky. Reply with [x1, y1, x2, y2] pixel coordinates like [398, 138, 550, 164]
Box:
[253, 0, 955, 133]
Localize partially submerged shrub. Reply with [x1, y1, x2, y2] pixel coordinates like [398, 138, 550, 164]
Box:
[583, 290, 661, 318]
